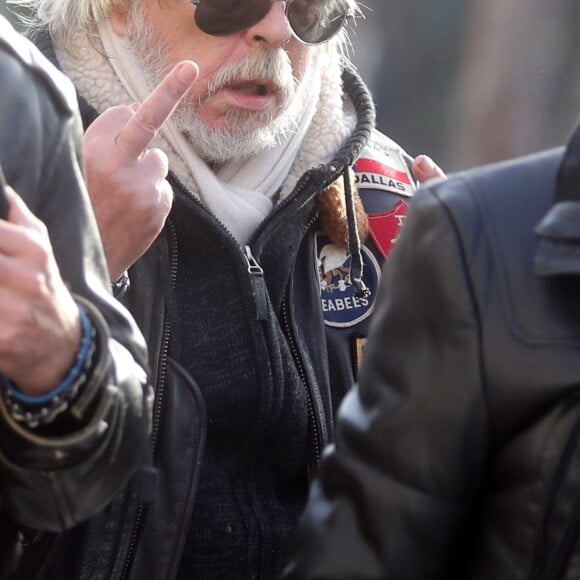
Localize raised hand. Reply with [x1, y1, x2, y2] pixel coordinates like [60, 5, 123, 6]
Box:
[0, 188, 81, 396]
[84, 60, 199, 281]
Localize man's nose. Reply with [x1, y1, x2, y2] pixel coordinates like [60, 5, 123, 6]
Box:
[245, 2, 292, 48]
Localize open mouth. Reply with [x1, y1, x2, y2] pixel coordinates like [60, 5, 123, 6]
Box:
[235, 82, 268, 96]
[210, 78, 282, 113]
[228, 79, 277, 97]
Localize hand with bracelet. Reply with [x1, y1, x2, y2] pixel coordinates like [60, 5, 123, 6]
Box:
[0, 19, 153, 574]
[0, 187, 87, 402]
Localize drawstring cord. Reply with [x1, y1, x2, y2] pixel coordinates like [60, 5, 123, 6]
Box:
[343, 167, 370, 298]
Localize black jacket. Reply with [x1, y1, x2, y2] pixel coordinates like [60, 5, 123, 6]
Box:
[0, 16, 151, 578]
[31, 32, 416, 580]
[284, 137, 580, 579]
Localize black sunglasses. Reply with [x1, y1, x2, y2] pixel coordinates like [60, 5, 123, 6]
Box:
[189, 0, 351, 46]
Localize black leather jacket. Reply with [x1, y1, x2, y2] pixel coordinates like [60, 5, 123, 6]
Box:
[32, 32, 416, 580]
[0, 16, 151, 573]
[285, 141, 580, 579]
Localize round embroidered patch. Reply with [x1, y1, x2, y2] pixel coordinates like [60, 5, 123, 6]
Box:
[316, 234, 381, 328]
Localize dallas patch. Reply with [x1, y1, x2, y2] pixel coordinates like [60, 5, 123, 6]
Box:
[354, 147, 415, 198]
[368, 200, 409, 259]
[316, 234, 381, 328]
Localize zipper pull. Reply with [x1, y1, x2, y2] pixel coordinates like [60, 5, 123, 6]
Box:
[244, 245, 268, 321]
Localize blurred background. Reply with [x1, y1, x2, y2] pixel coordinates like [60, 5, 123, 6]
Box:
[3, 0, 580, 172]
[349, 0, 580, 171]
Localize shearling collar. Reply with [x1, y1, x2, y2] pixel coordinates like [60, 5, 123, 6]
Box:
[52, 27, 358, 202]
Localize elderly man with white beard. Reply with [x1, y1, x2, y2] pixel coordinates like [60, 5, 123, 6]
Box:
[11, 0, 443, 578]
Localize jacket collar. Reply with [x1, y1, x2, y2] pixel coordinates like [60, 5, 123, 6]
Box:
[535, 124, 580, 277]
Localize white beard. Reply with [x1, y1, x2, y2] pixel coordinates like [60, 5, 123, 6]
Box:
[123, 5, 312, 163]
[59, 14, 353, 243]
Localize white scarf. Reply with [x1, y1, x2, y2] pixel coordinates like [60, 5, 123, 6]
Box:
[57, 21, 356, 244]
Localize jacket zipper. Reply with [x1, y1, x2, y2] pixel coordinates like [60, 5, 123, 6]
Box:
[187, 202, 269, 321]
[249, 205, 324, 467]
[243, 246, 268, 321]
[280, 297, 321, 467]
[278, 211, 322, 469]
[119, 220, 179, 580]
[117, 176, 325, 576]
[173, 177, 274, 320]
[246, 238, 319, 462]
[117, 193, 266, 578]
[248, 233, 324, 467]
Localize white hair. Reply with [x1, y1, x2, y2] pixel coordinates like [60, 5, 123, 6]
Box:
[8, 0, 360, 57]
[7, 0, 135, 48]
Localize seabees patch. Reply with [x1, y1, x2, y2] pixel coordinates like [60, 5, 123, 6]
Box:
[315, 234, 381, 328]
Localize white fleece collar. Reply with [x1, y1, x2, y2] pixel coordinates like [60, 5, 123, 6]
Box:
[56, 22, 356, 243]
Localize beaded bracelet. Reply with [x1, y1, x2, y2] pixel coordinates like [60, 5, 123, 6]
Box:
[0, 307, 97, 429]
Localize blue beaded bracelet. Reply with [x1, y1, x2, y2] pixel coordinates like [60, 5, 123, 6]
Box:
[1, 307, 96, 427]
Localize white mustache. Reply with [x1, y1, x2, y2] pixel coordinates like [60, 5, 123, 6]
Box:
[205, 49, 297, 100]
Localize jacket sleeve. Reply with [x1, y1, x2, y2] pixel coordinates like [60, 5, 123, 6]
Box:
[284, 182, 491, 579]
[0, 26, 152, 533]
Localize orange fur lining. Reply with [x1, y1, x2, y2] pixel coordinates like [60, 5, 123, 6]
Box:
[317, 169, 369, 249]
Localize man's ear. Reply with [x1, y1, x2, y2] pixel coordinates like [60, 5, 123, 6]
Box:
[110, 4, 129, 36]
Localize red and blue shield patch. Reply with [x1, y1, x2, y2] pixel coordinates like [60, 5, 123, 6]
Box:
[368, 200, 408, 259]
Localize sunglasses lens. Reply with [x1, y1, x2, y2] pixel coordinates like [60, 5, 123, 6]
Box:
[194, 0, 349, 44]
[194, 0, 271, 36]
[287, 0, 349, 44]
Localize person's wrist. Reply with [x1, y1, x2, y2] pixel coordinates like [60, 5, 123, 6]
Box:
[5, 301, 82, 397]
[0, 307, 97, 428]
